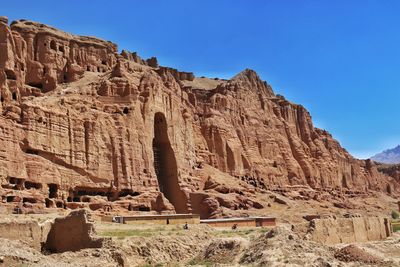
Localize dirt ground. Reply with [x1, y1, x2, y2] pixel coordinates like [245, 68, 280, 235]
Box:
[0, 212, 399, 267]
[0, 187, 398, 267]
[0, 189, 399, 266]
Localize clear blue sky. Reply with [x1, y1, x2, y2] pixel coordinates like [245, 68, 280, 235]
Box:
[3, 1, 400, 159]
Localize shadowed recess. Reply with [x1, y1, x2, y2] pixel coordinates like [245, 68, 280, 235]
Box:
[153, 112, 188, 213]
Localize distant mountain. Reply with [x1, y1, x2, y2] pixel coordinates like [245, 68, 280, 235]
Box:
[371, 145, 400, 164]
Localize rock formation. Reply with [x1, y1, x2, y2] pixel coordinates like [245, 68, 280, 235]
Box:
[0, 17, 399, 218]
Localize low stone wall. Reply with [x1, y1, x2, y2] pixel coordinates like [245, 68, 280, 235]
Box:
[308, 215, 392, 245]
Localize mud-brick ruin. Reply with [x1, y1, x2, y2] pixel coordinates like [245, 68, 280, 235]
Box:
[0, 16, 399, 218]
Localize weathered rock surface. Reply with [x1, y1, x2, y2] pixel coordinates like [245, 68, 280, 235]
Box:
[334, 244, 383, 264]
[0, 18, 399, 218]
[0, 216, 49, 250]
[307, 215, 392, 245]
[378, 163, 400, 184]
[45, 209, 105, 253]
[0, 209, 105, 253]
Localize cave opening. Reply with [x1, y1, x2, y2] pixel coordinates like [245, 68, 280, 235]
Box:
[8, 177, 24, 190]
[23, 197, 37, 203]
[45, 198, 53, 208]
[48, 184, 58, 198]
[28, 82, 43, 89]
[138, 206, 150, 212]
[5, 70, 16, 80]
[118, 189, 140, 197]
[50, 40, 57, 50]
[152, 112, 188, 213]
[25, 181, 42, 190]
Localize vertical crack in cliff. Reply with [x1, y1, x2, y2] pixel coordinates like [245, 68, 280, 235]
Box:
[284, 123, 315, 187]
[153, 112, 188, 213]
[119, 140, 129, 185]
[84, 120, 90, 166]
[66, 110, 71, 163]
[109, 136, 119, 188]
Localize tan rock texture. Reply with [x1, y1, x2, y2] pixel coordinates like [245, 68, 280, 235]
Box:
[45, 209, 105, 253]
[0, 18, 399, 218]
[0, 209, 105, 253]
[0, 217, 49, 250]
[307, 215, 392, 245]
[334, 244, 383, 264]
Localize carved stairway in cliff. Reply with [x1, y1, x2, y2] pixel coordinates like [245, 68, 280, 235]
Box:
[152, 145, 163, 192]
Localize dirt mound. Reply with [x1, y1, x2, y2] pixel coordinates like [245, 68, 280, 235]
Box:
[197, 238, 248, 264]
[334, 245, 383, 264]
[192, 225, 327, 266]
[0, 219, 399, 267]
[0, 237, 123, 267]
[110, 225, 213, 266]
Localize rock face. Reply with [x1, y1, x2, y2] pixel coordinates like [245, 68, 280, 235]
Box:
[0, 18, 399, 218]
[377, 163, 400, 183]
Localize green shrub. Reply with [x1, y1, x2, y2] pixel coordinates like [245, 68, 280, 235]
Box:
[187, 259, 213, 266]
[391, 210, 399, 220]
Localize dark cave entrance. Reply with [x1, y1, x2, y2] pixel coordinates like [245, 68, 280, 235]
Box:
[48, 184, 58, 198]
[153, 112, 188, 213]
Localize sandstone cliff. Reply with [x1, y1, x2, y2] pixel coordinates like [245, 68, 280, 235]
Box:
[0, 17, 398, 218]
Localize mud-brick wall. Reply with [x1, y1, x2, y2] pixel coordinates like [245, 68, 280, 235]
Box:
[309, 216, 392, 245]
[0, 219, 50, 250]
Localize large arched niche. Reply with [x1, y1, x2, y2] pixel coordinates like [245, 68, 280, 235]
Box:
[152, 112, 188, 213]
